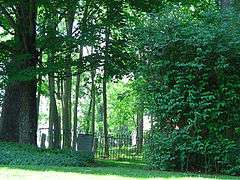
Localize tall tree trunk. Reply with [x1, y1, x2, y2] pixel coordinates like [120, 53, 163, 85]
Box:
[136, 110, 144, 153]
[91, 69, 96, 139]
[103, 70, 109, 158]
[72, 72, 81, 150]
[72, 46, 83, 149]
[62, 75, 72, 148]
[36, 52, 42, 118]
[53, 114, 61, 149]
[86, 98, 92, 134]
[49, 74, 61, 149]
[48, 83, 54, 149]
[62, 9, 75, 149]
[48, 74, 54, 148]
[47, 21, 61, 149]
[37, 78, 41, 117]
[60, 78, 64, 147]
[103, 28, 110, 158]
[0, 1, 38, 145]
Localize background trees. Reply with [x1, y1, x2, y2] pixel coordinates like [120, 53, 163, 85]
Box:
[0, 0, 239, 175]
[0, 0, 143, 146]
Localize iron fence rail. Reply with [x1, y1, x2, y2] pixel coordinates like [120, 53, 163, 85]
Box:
[38, 129, 144, 160]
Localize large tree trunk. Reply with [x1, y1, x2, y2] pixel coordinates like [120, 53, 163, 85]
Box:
[18, 81, 38, 145]
[0, 0, 38, 145]
[16, 0, 38, 145]
[0, 84, 20, 142]
[1, 82, 38, 145]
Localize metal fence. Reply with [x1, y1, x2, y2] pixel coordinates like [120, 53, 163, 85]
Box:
[37, 129, 143, 161]
[95, 135, 143, 160]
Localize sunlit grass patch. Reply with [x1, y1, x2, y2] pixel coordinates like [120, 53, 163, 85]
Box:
[0, 160, 238, 180]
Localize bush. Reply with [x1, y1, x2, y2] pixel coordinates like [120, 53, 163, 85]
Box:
[144, 130, 240, 174]
[144, 132, 176, 171]
[0, 142, 94, 167]
[133, 7, 240, 175]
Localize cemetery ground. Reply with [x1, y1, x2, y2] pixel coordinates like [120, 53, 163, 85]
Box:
[0, 160, 238, 180]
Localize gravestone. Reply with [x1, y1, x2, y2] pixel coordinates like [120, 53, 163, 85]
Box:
[77, 134, 94, 153]
[40, 133, 46, 149]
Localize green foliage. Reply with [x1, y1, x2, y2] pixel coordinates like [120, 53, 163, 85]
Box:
[133, 6, 240, 175]
[108, 80, 137, 135]
[0, 142, 93, 167]
[145, 130, 240, 174]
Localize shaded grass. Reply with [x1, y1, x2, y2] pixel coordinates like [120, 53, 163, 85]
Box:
[0, 160, 239, 180]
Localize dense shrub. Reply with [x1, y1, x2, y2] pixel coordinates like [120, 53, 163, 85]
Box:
[0, 142, 94, 167]
[144, 131, 240, 175]
[133, 7, 240, 175]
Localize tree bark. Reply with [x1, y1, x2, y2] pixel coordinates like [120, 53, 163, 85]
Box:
[0, 1, 38, 145]
[18, 81, 38, 145]
[136, 110, 144, 153]
[103, 27, 110, 158]
[37, 78, 41, 118]
[91, 69, 96, 139]
[48, 85, 54, 149]
[72, 72, 81, 150]
[48, 75, 54, 148]
[62, 75, 72, 148]
[86, 98, 92, 134]
[0, 83, 20, 142]
[36, 50, 43, 118]
[62, 9, 75, 149]
[49, 74, 61, 149]
[103, 70, 109, 158]
[72, 47, 83, 149]
[54, 116, 61, 148]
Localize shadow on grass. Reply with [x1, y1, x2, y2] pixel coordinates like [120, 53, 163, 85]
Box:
[0, 160, 238, 180]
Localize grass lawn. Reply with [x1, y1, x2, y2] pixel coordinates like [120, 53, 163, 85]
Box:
[0, 160, 238, 180]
